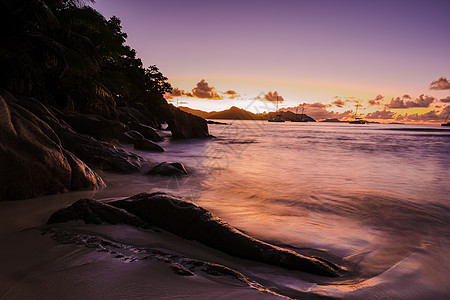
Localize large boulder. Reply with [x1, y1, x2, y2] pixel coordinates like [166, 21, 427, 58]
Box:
[48, 193, 344, 277]
[0, 92, 104, 200]
[47, 198, 150, 228]
[163, 105, 210, 139]
[119, 130, 144, 144]
[57, 129, 144, 173]
[56, 112, 128, 142]
[8, 93, 144, 174]
[134, 139, 165, 152]
[147, 162, 187, 176]
[117, 106, 159, 129]
[63, 150, 105, 190]
[128, 121, 163, 142]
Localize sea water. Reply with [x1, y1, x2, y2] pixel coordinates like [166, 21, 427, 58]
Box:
[148, 121, 450, 298]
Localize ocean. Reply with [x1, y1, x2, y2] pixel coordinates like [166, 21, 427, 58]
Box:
[152, 121, 450, 298]
[1, 121, 449, 299]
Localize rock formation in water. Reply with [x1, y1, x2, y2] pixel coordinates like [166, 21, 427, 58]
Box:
[164, 105, 210, 139]
[147, 162, 188, 176]
[134, 138, 165, 152]
[48, 192, 344, 277]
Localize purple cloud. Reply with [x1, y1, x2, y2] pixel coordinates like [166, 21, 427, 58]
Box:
[430, 77, 450, 90]
[385, 94, 435, 109]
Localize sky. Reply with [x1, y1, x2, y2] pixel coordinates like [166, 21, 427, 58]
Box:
[93, 0, 450, 123]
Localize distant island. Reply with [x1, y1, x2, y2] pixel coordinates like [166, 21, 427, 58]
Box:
[179, 106, 316, 122]
[320, 118, 344, 122]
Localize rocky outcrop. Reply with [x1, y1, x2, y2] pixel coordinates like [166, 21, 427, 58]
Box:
[63, 150, 105, 190]
[57, 129, 143, 173]
[56, 112, 128, 142]
[0, 92, 104, 200]
[147, 162, 187, 176]
[128, 122, 163, 142]
[117, 106, 159, 129]
[47, 198, 151, 228]
[6, 93, 144, 174]
[48, 193, 343, 277]
[164, 105, 210, 139]
[134, 139, 164, 152]
[119, 130, 144, 144]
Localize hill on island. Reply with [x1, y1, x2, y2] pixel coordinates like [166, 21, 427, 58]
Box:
[179, 106, 315, 122]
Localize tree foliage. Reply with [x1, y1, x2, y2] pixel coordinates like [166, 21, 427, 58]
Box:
[0, 0, 172, 117]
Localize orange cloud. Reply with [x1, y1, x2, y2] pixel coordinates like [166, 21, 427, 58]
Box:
[192, 79, 222, 99]
[224, 90, 239, 99]
[368, 94, 384, 106]
[264, 91, 284, 102]
[164, 87, 193, 99]
[331, 99, 346, 107]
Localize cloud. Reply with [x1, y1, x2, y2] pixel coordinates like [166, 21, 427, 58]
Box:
[164, 87, 193, 99]
[440, 96, 450, 103]
[192, 79, 222, 99]
[394, 107, 449, 123]
[309, 102, 327, 108]
[331, 100, 346, 107]
[368, 94, 384, 106]
[396, 110, 441, 122]
[264, 91, 284, 102]
[223, 90, 239, 99]
[385, 94, 435, 109]
[365, 109, 396, 119]
[430, 77, 450, 90]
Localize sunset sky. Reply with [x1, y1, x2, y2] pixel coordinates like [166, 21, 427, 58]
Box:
[93, 0, 450, 123]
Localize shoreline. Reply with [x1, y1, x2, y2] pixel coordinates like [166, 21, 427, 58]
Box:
[0, 227, 282, 299]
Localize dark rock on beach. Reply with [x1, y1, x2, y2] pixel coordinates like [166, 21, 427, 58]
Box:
[0, 92, 104, 200]
[119, 130, 144, 144]
[134, 138, 165, 152]
[63, 150, 105, 190]
[9, 92, 144, 174]
[147, 162, 188, 176]
[48, 193, 343, 277]
[47, 199, 150, 228]
[117, 106, 160, 129]
[56, 112, 128, 142]
[59, 131, 144, 173]
[128, 122, 163, 142]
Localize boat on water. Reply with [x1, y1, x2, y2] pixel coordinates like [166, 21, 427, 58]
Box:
[349, 103, 367, 124]
[441, 111, 450, 126]
[268, 96, 285, 122]
[291, 105, 307, 122]
[349, 118, 367, 124]
[268, 115, 285, 122]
